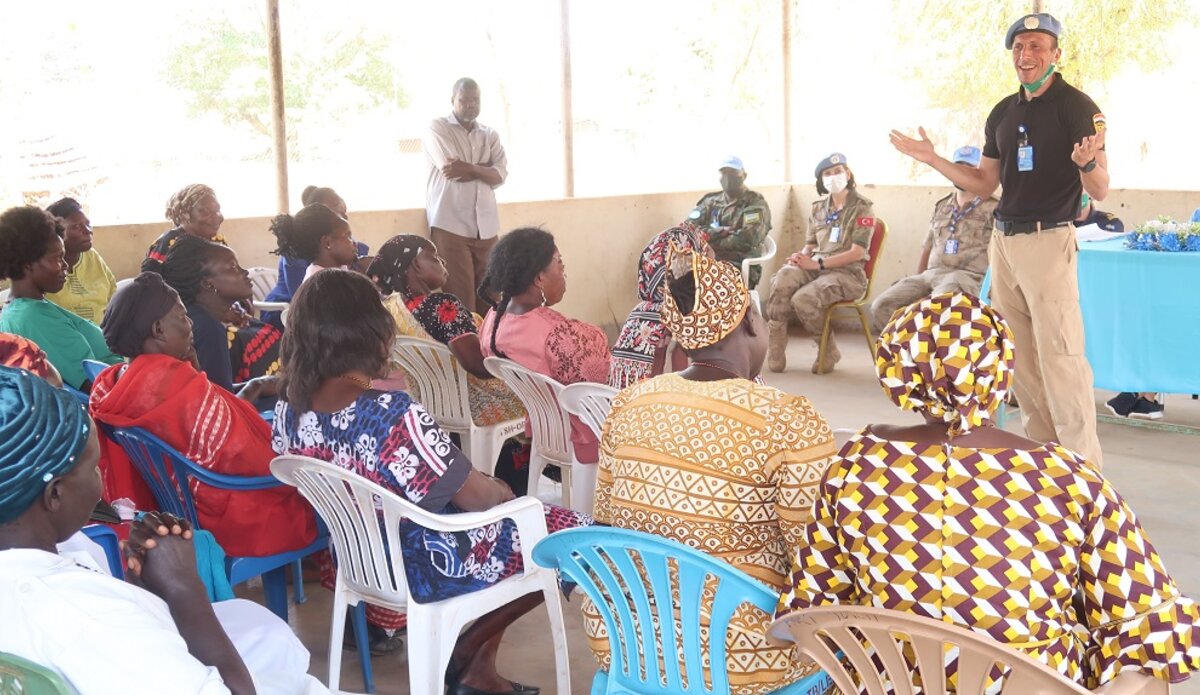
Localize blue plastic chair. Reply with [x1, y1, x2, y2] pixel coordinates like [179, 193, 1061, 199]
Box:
[81, 524, 124, 579]
[532, 527, 833, 695]
[64, 385, 89, 405]
[81, 359, 109, 384]
[109, 426, 326, 620]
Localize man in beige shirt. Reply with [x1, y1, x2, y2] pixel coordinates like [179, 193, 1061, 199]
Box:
[422, 77, 508, 313]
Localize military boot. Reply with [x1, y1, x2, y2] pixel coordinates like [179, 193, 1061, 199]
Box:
[811, 335, 842, 375]
[767, 320, 788, 372]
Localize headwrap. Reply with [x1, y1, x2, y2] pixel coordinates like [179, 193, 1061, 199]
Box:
[659, 242, 750, 351]
[366, 234, 430, 296]
[875, 292, 1015, 438]
[0, 365, 92, 524]
[101, 272, 182, 358]
[608, 223, 709, 388]
[165, 184, 216, 226]
[0, 333, 56, 381]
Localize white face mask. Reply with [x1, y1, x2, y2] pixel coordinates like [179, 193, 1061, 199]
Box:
[823, 172, 848, 195]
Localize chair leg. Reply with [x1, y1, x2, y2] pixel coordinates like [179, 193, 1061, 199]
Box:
[527, 452, 549, 501]
[404, 605, 452, 695]
[352, 603, 375, 694]
[559, 463, 573, 511]
[855, 306, 874, 354]
[817, 308, 835, 370]
[291, 558, 306, 605]
[542, 574, 573, 695]
[328, 587, 349, 692]
[569, 462, 597, 515]
[262, 566, 290, 621]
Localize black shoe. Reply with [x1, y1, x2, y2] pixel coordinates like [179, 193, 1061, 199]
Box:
[1105, 392, 1138, 417]
[1129, 397, 1165, 420]
[447, 682, 539, 695]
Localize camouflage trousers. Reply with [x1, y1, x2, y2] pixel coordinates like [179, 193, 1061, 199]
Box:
[766, 265, 866, 334]
[868, 267, 984, 335]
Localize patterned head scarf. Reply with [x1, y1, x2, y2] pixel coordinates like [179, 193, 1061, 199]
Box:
[0, 333, 55, 381]
[608, 223, 711, 388]
[165, 184, 216, 226]
[875, 292, 1015, 437]
[366, 234, 431, 296]
[101, 272, 182, 358]
[660, 243, 750, 351]
[0, 365, 93, 524]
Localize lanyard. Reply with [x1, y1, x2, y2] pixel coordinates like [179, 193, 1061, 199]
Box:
[825, 207, 841, 227]
[947, 197, 981, 236]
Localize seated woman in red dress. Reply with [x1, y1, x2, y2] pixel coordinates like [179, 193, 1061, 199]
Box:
[89, 272, 317, 558]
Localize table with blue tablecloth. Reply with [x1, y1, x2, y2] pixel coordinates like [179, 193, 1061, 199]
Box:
[984, 236, 1200, 393]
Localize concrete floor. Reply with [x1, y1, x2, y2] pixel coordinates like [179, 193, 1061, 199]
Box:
[266, 332, 1200, 694]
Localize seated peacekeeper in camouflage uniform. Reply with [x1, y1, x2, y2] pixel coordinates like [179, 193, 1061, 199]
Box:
[766, 152, 875, 375]
[688, 155, 772, 288]
[868, 146, 997, 335]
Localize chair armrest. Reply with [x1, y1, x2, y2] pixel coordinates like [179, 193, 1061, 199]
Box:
[252, 300, 289, 312]
[1093, 671, 1169, 695]
[401, 495, 548, 534]
[182, 464, 283, 491]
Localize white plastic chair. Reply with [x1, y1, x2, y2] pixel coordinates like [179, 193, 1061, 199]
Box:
[246, 266, 278, 303]
[484, 356, 597, 514]
[0, 287, 9, 316]
[769, 605, 1167, 695]
[114, 277, 135, 292]
[269, 454, 571, 695]
[741, 235, 777, 310]
[558, 382, 618, 443]
[391, 336, 524, 475]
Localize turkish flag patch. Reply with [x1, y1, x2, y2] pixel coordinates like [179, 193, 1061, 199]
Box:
[858, 216, 875, 227]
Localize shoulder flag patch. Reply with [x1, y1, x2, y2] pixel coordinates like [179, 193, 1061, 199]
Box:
[1093, 113, 1106, 133]
[857, 216, 876, 227]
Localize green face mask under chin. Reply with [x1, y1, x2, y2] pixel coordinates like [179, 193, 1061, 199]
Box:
[1021, 63, 1056, 93]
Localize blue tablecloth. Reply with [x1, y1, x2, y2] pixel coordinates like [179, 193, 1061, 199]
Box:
[983, 237, 1200, 393]
[1077, 237, 1200, 393]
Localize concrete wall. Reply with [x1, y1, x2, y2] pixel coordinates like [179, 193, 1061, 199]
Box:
[84, 185, 1199, 332]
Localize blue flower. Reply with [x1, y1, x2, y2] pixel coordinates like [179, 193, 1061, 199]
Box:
[1160, 233, 1182, 252]
[1186, 235, 1200, 252]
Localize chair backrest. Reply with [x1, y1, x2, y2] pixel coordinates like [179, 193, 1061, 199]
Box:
[81, 359, 109, 384]
[269, 455, 422, 607]
[110, 426, 281, 530]
[558, 382, 618, 442]
[0, 652, 75, 695]
[246, 266, 278, 303]
[769, 605, 1111, 695]
[0, 286, 8, 317]
[114, 277, 135, 292]
[484, 356, 574, 464]
[391, 336, 473, 429]
[740, 236, 778, 288]
[862, 218, 888, 283]
[81, 524, 124, 579]
[533, 527, 786, 695]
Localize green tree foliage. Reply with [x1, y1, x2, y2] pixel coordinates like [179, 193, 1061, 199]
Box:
[895, 0, 1194, 146]
[165, 6, 406, 159]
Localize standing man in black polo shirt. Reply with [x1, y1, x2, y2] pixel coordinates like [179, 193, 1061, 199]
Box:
[889, 13, 1107, 466]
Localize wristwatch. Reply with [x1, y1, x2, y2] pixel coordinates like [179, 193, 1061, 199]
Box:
[817, 257, 826, 270]
[1078, 158, 1098, 173]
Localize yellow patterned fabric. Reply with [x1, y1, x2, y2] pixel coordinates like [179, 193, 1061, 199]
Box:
[875, 292, 1014, 437]
[659, 244, 750, 351]
[776, 430, 1200, 689]
[587, 373, 836, 694]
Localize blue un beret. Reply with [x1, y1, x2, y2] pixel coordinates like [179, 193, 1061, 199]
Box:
[815, 153, 848, 179]
[952, 146, 982, 167]
[1005, 13, 1063, 50]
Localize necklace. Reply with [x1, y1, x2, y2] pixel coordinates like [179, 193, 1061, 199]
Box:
[689, 360, 739, 378]
[338, 374, 372, 389]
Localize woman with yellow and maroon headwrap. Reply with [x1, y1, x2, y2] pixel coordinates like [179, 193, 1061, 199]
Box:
[141, 184, 226, 274]
[776, 292, 1200, 690]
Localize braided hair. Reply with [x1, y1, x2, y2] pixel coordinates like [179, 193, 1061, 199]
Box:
[366, 234, 432, 296]
[477, 227, 557, 359]
[164, 184, 216, 226]
[270, 203, 347, 262]
[159, 234, 228, 304]
[0, 207, 61, 281]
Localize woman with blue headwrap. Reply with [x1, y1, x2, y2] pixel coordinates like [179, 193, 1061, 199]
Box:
[0, 366, 326, 694]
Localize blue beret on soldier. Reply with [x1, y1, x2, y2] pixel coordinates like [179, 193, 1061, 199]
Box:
[814, 153, 847, 179]
[1005, 13, 1064, 50]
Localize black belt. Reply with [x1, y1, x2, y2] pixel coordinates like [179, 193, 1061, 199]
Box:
[994, 219, 1072, 235]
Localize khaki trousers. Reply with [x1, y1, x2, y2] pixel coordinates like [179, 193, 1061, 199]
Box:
[988, 224, 1102, 466]
[431, 227, 497, 314]
[765, 265, 866, 333]
[868, 267, 984, 335]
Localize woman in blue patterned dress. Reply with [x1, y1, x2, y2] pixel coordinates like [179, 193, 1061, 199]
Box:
[273, 268, 590, 695]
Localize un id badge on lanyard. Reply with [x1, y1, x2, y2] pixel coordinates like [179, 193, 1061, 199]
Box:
[826, 209, 842, 243]
[1017, 123, 1034, 172]
[944, 197, 980, 255]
